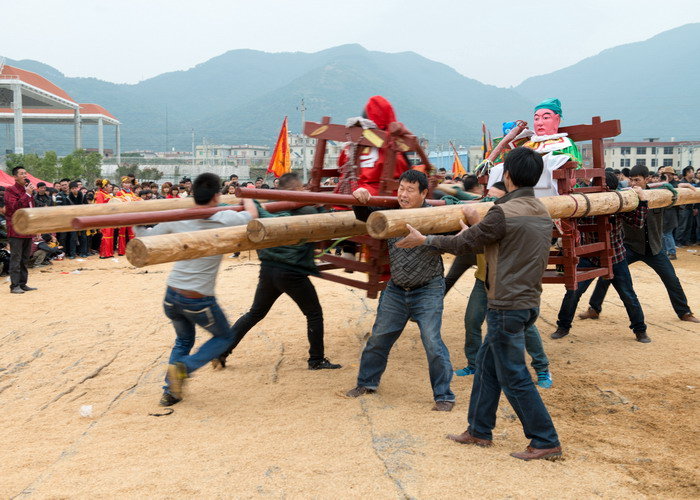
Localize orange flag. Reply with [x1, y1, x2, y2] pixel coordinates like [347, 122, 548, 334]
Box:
[267, 116, 291, 178]
[450, 141, 466, 177]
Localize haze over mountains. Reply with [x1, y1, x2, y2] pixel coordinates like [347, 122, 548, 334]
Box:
[3, 23, 698, 154]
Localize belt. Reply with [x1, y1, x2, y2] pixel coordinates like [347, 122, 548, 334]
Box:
[168, 286, 208, 299]
[394, 280, 431, 292]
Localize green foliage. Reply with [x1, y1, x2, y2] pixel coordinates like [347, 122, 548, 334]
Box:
[59, 149, 103, 184]
[139, 167, 163, 181]
[5, 152, 59, 182]
[115, 163, 140, 182]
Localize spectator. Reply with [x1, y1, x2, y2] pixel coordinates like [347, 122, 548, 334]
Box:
[5, 166, 37, 294]
[29, 234, 63, 267]
[160, 182, 172, 198]
[33, 182, 54, 207]
[66, 180, 88, 258]
[675, 166, 697, 246]
[0, 241, 9, 276]
[254, 177, 264, 188]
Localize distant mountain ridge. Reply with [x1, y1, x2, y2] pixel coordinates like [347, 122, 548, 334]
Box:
[3, 23, 699, 154]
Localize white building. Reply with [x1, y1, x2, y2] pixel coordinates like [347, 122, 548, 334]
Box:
[289, 133, 343, 173]
[195, 144, 270, 168]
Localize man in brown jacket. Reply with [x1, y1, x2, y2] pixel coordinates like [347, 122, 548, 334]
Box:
[398, 147, 561, 460]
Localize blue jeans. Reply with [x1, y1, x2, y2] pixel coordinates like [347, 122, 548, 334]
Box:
[467, 308, 560, 449]
[558, 258, 646, 333]
[357, 277, 455, 402]
[676, 208, 695, 245]
[162, 288, 234, 391]
[465, 278, 549, 372]
[589, 246, 691, 319]
[662, 230, 677, 256]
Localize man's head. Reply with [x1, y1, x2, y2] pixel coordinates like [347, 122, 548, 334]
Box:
[192, 173, 222, 206]
[462, 175, 482, 195]
[437, 168, 447, 179]
[682, 166, 694, 181]
[629, 164, 650, 189]
[255, 177, 264, 188]
[36, 182, 46, 194]
[533, 98, 562, 136]
[59, 178, 70, 192]
[12, 166, 28, 184]
[605, 171, 619, 191]
[278, 172, 302, 191]
[502, 147, 543, 191]
[487, 181, 507, 199]
[273, 178, 280, 189]
[621, 167, 630, 179]
[53, 182, 60, 190]
[41, 233, 52, 243]
[69, 181, 80, 195]
[229, 174, 238, 182]
[397, 170, 428, 209]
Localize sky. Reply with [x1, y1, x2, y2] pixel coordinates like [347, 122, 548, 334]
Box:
[2, 0, 700, 88]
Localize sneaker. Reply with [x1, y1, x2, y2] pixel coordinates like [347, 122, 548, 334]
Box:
[635, 331, 652, 343]
[166, 362, 188, 399]
[308, 358, 342, 370]
[550, 328, 570, 339]
[432, 401, 455, 412]
[159, 392, 182, 407]
[455, 366, 476, 376]
[537, 371, 553, 389]
[345, 386, 376, 397]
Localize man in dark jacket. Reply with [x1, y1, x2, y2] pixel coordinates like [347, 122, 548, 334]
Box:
[398, 147, 562, 460]
[4, 166, 37, 294]
[217, 172, 341, 371]
[33, 182, 54, 208]
[581, 164, 699, 323]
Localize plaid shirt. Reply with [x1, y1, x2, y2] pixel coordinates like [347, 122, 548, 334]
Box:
[580, 201, 647, 265]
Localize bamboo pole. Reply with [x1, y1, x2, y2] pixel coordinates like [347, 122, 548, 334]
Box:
[12, 195, 240, 235]
[71, 201, 306, 230]
[246, 211, 366, 243]
[366, 188, 700, 239]
[126, 225, 299, 268]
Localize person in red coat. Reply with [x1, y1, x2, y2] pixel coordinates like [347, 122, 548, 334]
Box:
[94, 179, 116, 258]
[4, 166, 37, 294]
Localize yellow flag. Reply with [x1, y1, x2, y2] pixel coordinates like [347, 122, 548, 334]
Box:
[450, 142, 466, 177]
[267, 116, 291, 177]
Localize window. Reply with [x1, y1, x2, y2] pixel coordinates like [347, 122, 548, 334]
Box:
[663, 159, 673, 167]
[663, 147, 673, 155]
[636, 147, 646, 154]
[651, 147, 657, 155]
[637, 159, 646, 166]
[651, 159, 658, 167]
[620, 147, 631, 155]
[620, 158, 631, 167]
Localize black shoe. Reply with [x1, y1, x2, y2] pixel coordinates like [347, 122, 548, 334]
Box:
[345, 386, 376, 397]
[159, 393, 182, 407]
[308, 358, 342, 370]
[211, 354, 228, 370]
[550, 328, 570, 339]
[635, 332, 651, 343]
[20, 285, 37, 291]
[10, 286, 25, 294]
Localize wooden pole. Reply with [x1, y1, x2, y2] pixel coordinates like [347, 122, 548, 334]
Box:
[12, 195, 240, 235]
[247, 211, 366, 243]
[366, 188, 700, 239]
[71, 201, 306, 230]
[235, 187, 445, 208]
[126, 226, 299, 268]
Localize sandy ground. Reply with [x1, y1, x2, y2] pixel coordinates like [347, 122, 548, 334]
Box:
[1, 249, 699, 499]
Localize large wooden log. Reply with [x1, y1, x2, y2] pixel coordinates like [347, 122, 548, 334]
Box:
[126, 226, 299, 268]
[12, 195, 240, 235]
[235, 187, 445, 208]
[71, 201, 306, 230]
[246, 211, 366, 243]
[366, 188, 700, 239]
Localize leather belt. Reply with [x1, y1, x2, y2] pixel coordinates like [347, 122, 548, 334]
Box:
[168, 286, 208, 299]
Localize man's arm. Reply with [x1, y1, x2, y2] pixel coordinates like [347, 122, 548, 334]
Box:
[351, 188, 382, 222]
[426, 206, 506, 255]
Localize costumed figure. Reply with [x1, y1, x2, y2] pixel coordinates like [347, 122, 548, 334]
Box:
[486, 98, 582, 197]
[114, 176, 142, 255]
[94, 179, 115, 258]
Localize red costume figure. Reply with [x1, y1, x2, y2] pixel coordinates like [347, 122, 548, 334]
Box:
[114, 176, 141, 255]
[94, 179, 115, 258]
[336, 95, 409, 196]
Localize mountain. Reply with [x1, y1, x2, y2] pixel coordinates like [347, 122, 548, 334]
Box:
[3, 24, 700, 155]
[515, 23, 700, 141]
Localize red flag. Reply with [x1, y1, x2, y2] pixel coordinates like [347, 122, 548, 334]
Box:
[267, 117, 291, 177]
[450, 141, 466, 177]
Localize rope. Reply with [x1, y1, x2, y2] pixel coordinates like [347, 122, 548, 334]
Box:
[614, 190, 625, 213]
[580, 193, 592, 217]
[567, 194, 579, 218]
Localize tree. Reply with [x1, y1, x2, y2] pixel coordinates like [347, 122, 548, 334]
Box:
[115, 163, 141, 182]
[59, 149, 103, 184]
[5, 152, 59, 182]
[139, 167, 163, 181]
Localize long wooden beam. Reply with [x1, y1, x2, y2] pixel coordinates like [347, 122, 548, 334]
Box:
[246, 211, 366, 243]
[71, 201, 307, 230]
[235, 187, 446, 207]
[12, 195, 240, 235]
[366, 188, 700, 239]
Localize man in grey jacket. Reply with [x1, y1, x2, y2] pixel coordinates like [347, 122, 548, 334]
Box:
[135, 173, 258, 406]
[398, 147, 561, 460]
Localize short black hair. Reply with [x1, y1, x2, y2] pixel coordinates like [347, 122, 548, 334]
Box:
[399, 169, 429, 192]
[621, 167, 630, 177]
[59, 178, 70, 183]
[37, 182, 46, 188]
[192, 173, 221, 205]
[69, 181, 80, 189]
[462, 174, 479, 192]
[41, 233, 52, 243]
[613, 169, 621, 174]
[278, 172, 300, 189]
[492, 181, 507, 192]
[605, 171, 619, 191]
[256, 177, 264, 182]
[682, 166, 694, 176]
[229, 174, 238, 180]
[503, 147, 543, 188]
[630, 164, 650, 178]
[11, 166, 26, 175]
[438, 168, 447, 173]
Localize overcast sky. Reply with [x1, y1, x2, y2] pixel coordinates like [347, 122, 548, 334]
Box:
[2, 0, 699, 88]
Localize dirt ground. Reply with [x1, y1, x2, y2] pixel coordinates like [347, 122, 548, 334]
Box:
[1, 249, 699, 499]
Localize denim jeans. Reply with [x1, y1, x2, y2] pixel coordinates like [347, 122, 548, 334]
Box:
[357, 277, 454, 402]
[662, 230, 677, 256]
[589, 246, 691, 319]
[225, 265, 325, 362]
[676, 208, 695, 245]
[467, 308, 560, 449]
[464, 279, 549, 372]
[9, 237, 32, 289]
[558, 258, 646, 333]
[162, 288, 234, 391]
